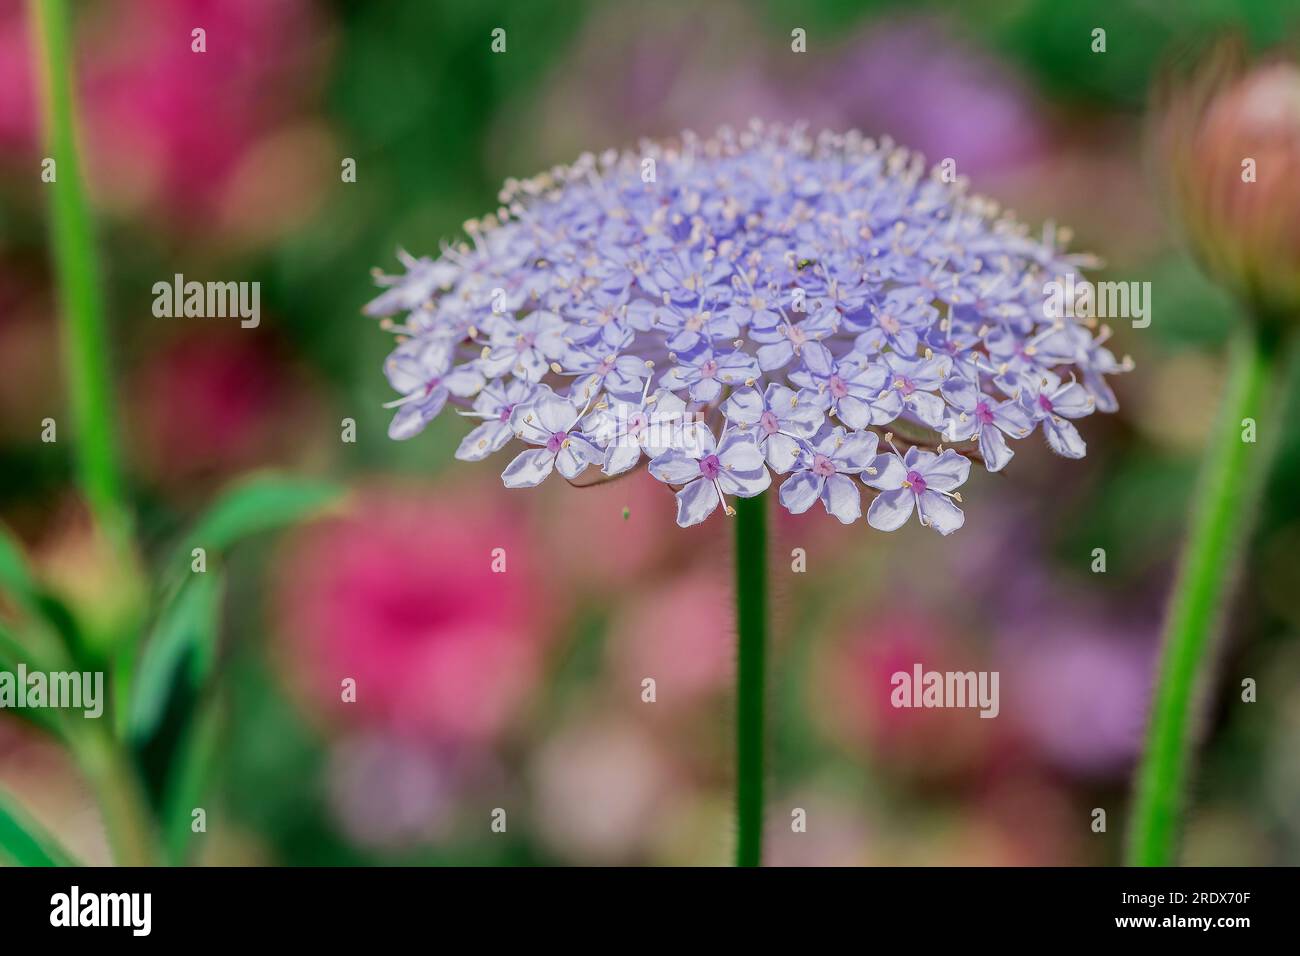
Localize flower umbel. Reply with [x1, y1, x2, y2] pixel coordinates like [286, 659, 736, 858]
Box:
[366, 123, 1127, 530]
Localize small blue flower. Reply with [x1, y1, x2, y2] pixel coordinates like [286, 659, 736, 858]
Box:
[502, 385, 604, 487]
[649, 427, 772, 527]
[779, 426, 879, 524]
[865, 446, 970, 536]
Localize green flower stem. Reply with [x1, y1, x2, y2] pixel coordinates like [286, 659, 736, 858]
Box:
[70, 728, 157, 867]
[1127, 322, 1291, 866]
[733, 493, 768, 867]
[28, 0, 131, 548]
[29, 0, 154, 867]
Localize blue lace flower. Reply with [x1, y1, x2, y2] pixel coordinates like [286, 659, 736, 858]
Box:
[366, 123, 1129, 532]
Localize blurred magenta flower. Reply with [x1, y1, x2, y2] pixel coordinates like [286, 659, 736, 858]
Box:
[274, 487, 549, 744]
[0, 0, 328, 233]
[127, 331, 323, 494]
[0, 268, 60, 441]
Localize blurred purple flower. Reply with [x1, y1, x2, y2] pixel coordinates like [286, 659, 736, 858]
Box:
[1001, 622, 1155, 778]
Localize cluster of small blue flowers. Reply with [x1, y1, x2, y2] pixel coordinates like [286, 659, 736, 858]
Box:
[365, 123, 1130, 532]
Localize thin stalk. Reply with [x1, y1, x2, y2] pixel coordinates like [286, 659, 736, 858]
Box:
[1127, 322, 1290, 866]
[28, 0, 154, 866]
[70, 729, 157, 867]
[733, 493, 768, 867]
[28, 0, 131, 547]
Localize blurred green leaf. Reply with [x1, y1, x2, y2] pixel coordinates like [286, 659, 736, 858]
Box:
[0, 524, 79, 668]
[161, 697, 223, 865]
[0, 525, 39, 609]
[0, 624, 64, 739]
[175, 473, 344, 568]
[128, 573, 222, 743]
[0, 790, 78, 867]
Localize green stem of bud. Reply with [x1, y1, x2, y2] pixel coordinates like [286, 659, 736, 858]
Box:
[1127, 320, 1294, 865]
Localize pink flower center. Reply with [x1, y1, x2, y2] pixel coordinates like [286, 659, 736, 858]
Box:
[906, 469, 927, 494]
[896, 376, 916, 397]
[975, 401, 995, 425]
[828, 374, 849, 399]
[811, 454, 837, 477]
[545, 432, 567, 453]
[699, 454, 722, 480]
[759, 410, 781, 436]
[1037, 393, 1054, 414]
[700, 359, 720, 379]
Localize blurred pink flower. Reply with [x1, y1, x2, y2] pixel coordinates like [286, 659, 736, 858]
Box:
[607, 572, 734, 707]
[529, 471, 688, 593]
[274, 487, 549, 744]
[814, 608, 999, 779]
[530, 717, 679, 863]
[0, 0, 328, 231]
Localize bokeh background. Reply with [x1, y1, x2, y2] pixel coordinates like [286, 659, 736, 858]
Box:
[2, 0, 1300, 865]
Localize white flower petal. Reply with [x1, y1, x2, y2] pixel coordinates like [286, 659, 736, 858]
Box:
[502, 448, 555, 488]
[674, 478, 720, 527]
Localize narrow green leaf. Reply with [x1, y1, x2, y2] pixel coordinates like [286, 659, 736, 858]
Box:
[0, 790, 78, 866]
[178, 473, 344, 564]
[0, 623, 63, 737]
[162, 697, 222, 865]
[128, 573, 222, 742]
[0, 524, 40, 615]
